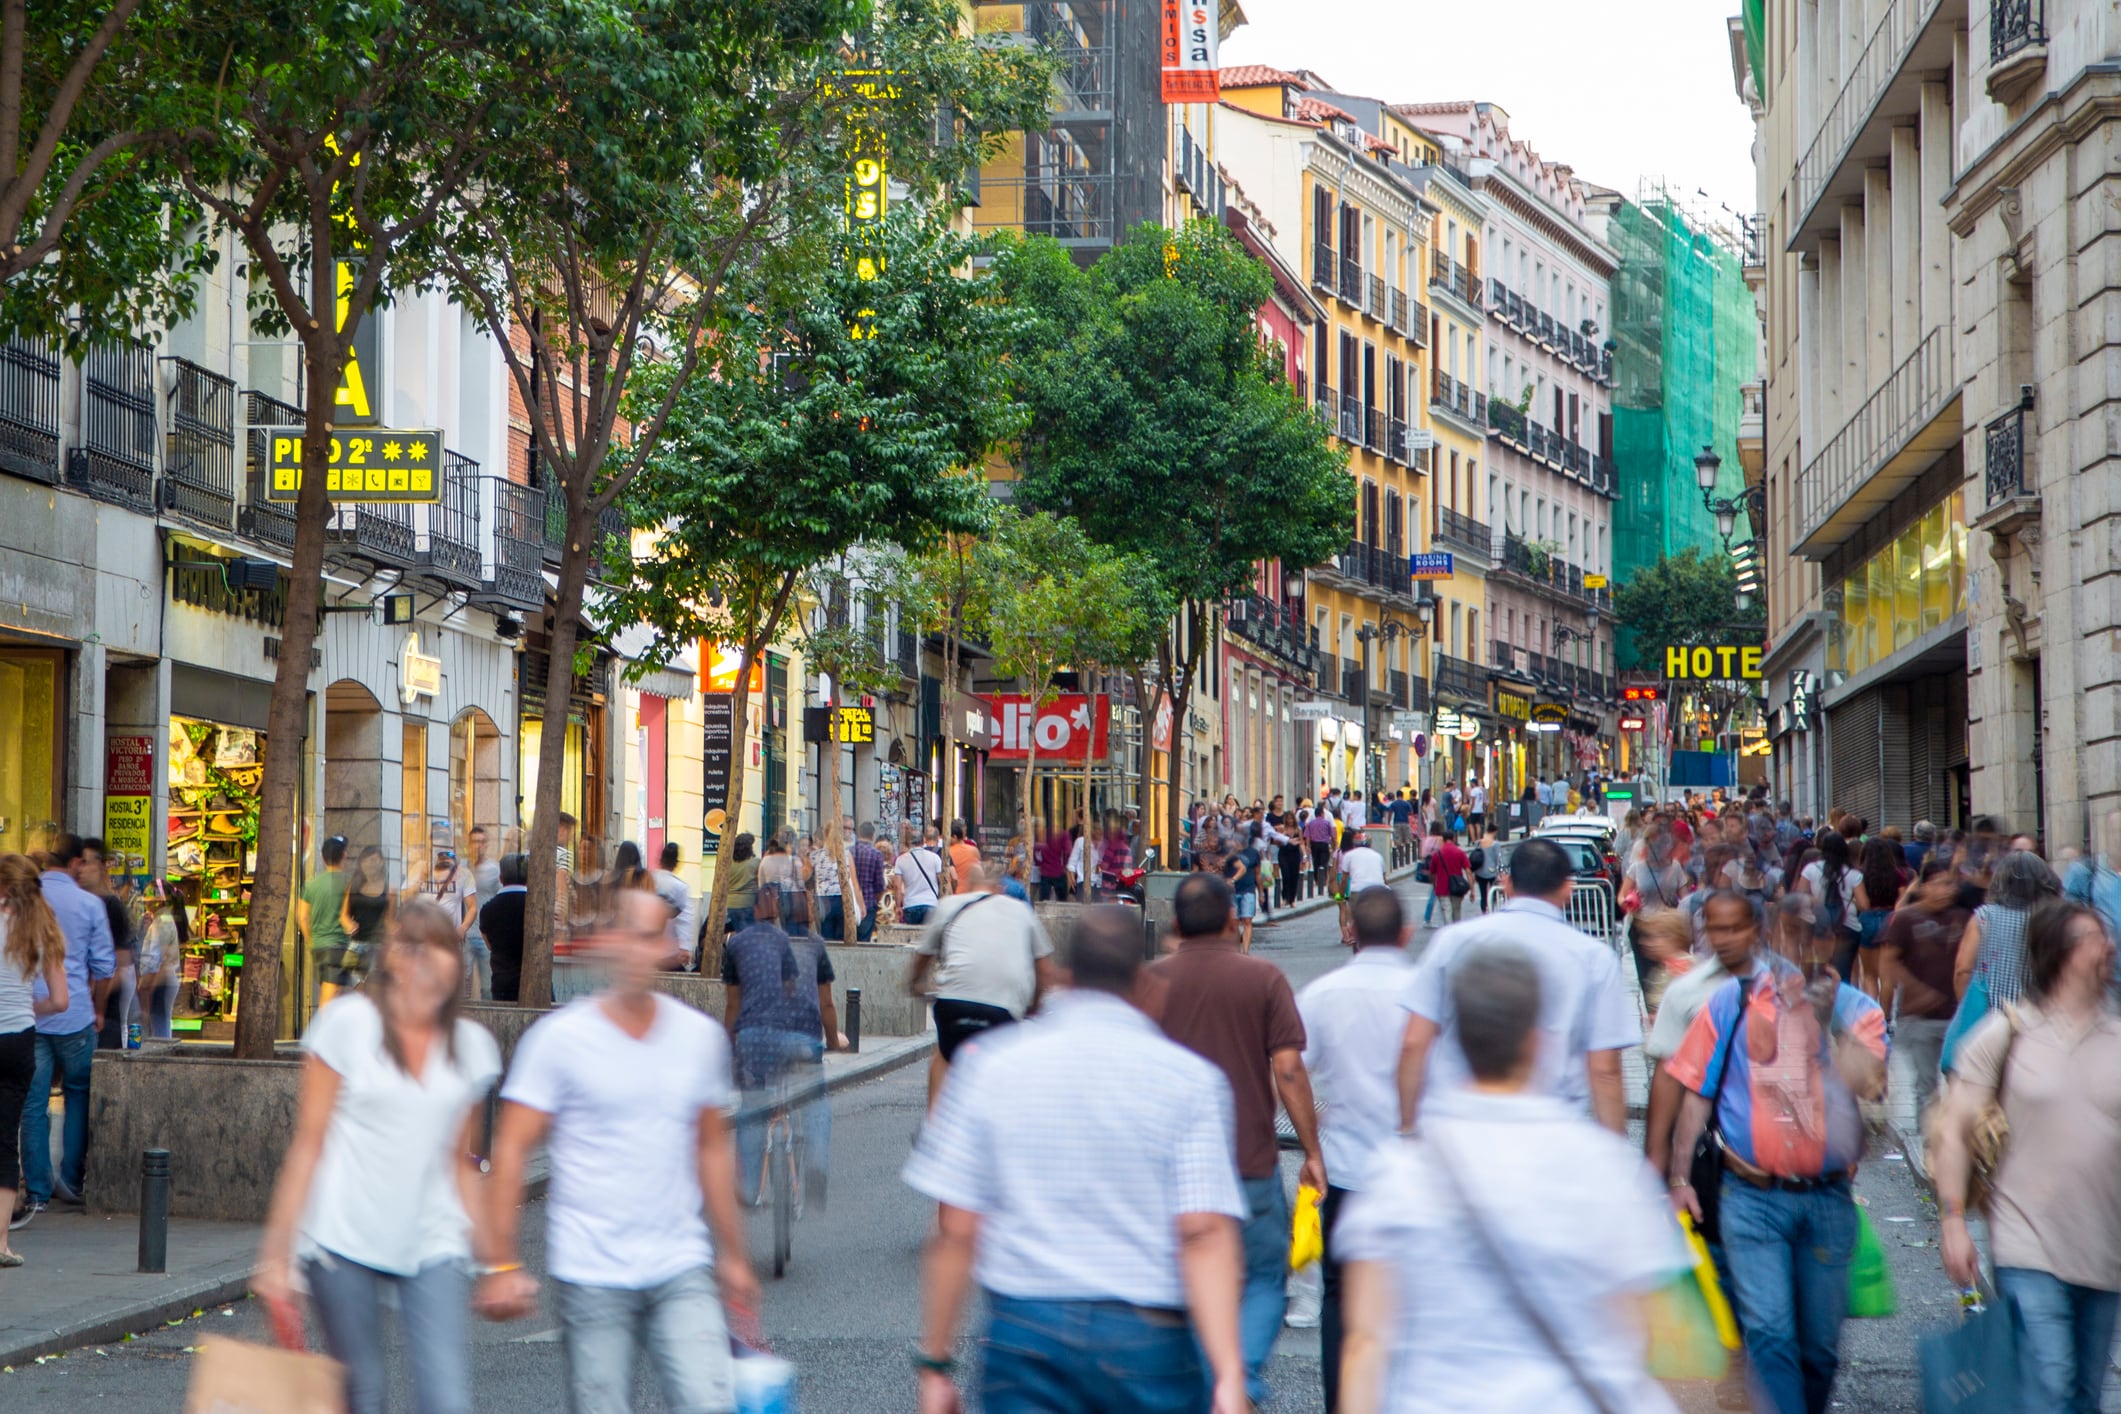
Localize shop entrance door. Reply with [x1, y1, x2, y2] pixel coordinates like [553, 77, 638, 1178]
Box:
[0, 647, 63, 855]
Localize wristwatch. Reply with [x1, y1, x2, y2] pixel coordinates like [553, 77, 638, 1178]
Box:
[911, 1348, 956, 1376]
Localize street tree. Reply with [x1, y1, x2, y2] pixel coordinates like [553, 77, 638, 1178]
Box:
[1613, 546, 1768, 740]
[999, 221, 1349, 857]
[613, 210, 1025, 968]
[440, 1, 1047, 1002]
[797, 564, 901, 943]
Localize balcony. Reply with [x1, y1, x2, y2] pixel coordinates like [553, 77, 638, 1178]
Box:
[1387, 668, 1408, 707]
[1312, 242, 1336, 292]
[1406, 674, 1430, 713]
[238, 390, 301, 548]
[1736, 379, 1766, 477]
[1365, 405, 1385, 452]
[1590, 455, 1617, 498]
[1429, 252, 1482, 314]
[895, 626, 922, 680]
[1988, 0, 2047, 101]
[0, 337, 60, 484]
[161, 358, 237, 530]
[1490, 639, 1519, 674]
[329, 498, 418, 566]
[487, 477, 547, 609]
[1338, 255, 1363, 308]
[1434, 506, 1493, 562]
[1315, 650, 1340, 697]
[1385, 418, 1407, 464]
[1434, 653, 1486, 704]
[1984, 399, 2032, 506]
[1366, 274, 1387, 323]
[1793, 324, 1959, 557]
[970, 171, 1113, 248]
[1387, 287, 1408, 334]
[1487, 397, 1526, 446]
[1341, 665, 1368, 703]
[67, 342, 155, 510]
[1404, 295, 1430, 347]
[1329, 539, 1409, 594]
[1338, 392, 1364, 446]
[1025, 0, 1114, 115]
[1429, 370, 1486, 432]
[419, 450, 483, 586]
[1792, 0, 1954, 248]
[1314, 383, 1337, 428]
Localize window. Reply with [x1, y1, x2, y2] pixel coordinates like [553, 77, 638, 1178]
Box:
[1536, 500, 1547, 538]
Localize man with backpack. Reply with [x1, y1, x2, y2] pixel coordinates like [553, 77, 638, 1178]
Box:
[906, 864, 1056, 1108]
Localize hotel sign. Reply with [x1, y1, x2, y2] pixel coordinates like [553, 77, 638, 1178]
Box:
[266, 427, 443, 502]
[1663, 644, 1765, 681]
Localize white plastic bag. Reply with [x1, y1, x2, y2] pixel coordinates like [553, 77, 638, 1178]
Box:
[733, 1349, 797, 1414]
[1285, 1260, 1322, 1328]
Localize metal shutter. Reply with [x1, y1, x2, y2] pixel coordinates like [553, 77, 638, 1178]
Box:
[1829, 689, 1884, 827]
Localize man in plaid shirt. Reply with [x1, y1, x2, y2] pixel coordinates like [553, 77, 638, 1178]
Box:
[851, 822, 889, 941]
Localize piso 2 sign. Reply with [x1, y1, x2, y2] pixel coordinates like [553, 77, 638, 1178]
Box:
[1662, 645, 1764, 681]
[266, 427, 443, 502]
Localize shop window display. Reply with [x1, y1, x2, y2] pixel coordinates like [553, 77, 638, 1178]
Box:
[167, 716, 263, 1039]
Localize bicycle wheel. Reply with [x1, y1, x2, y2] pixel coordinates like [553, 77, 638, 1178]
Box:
[771, 1130, 792, 1278]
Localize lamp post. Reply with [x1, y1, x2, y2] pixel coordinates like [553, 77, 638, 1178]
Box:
[1411, 593, 1436, 792]
[1696, 444, 1770, 612]
[1354, 615, 1411, 798]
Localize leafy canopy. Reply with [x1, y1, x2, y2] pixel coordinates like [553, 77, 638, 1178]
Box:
[1611, 547, 1765, 670]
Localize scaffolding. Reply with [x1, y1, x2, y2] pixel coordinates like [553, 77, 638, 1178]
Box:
[1609, 182, 1755, 609]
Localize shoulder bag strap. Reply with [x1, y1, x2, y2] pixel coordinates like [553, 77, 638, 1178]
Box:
[911, 849, 939, 896]
[934, 893, 996, 974]
[1426, 1129, 1630, 1414]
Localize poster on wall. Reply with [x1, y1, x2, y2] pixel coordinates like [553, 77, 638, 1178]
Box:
[701, 693, 734, 854]
[1159, 0, 1220, 102]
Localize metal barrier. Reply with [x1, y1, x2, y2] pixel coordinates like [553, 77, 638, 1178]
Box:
[1477, 876, 1618, 942]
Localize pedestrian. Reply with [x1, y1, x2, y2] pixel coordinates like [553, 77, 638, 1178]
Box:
[1386, 789, 1414, 865]
[1423, 826, 1471, 928]
[553, 811, 578, 939]
[1, 853, 69, 1255]
[1643, 889, 1765, 1184]
[17, 835, 113, 1221]
[1665, 920, 1887, 1414]
[1469, 821, 1500, 913]
[1304, 805, 1336, 899]
[1277, 809, 1306, 910]
[1951, 848, 2062, 1014]
[812, 833, 850, 942]
[651, 842, 695, 960]
[1849, 837, 1902, 1000]
[2060, 807, 2121, 952]
[137, 879, 186, 1040]
[477, 853, 529, 1004]
[1466, 774, 1487, 834]
[903, 906, 1249, 1414]
[1296, 885, 1414, 1412]
[1035, 820, 1072, 903]
[339, 845, 394, 985]
[300, 834, 355, 1009]
[1341, 788, 1368, 833]
[718, 833, 759, 939]
[895, 828, 946, 926]
[479, 889, 759, 1413]
[1876, 859, 1967, 1118]
[76, 839, 134, 1051]
[757, 831, 811, 936]
[1338, 940, 1688, 1414]
[1150, 874, 1325, 1407]
[252, 899, 502, 1414]
[1399, 837, 1636, 1134]
[946, 819, 979, 895]
[906, 863, 1055, 1108]
[1934, 899, 2121, 1413]
[463, 826, 500, 1001]
[851, 822, 889, 942]
[423, 844, 477, 964]
[1228, 826, 1263, 952]
[721, 884, 839, 1209]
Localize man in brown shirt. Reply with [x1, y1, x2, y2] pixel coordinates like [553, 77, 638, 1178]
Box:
[1152, 873, 1324, 1409]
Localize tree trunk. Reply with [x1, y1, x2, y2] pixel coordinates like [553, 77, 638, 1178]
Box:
[823, 700, 858, 944]
[517, 524, 593, 1009]
[694, 654, 754, 976]
[232, 328, 338, 1058]
[1018, 692, 1039, 884]
[1160, 603, 1206, 871]
[1132, 665, 1155, 863]
[1081, 669, 1096, 887]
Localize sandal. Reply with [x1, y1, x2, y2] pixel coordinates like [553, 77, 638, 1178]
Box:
[0, 1249, 23, 1268]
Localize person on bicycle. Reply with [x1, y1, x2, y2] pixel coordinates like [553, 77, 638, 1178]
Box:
[722, 884, 842, 1210]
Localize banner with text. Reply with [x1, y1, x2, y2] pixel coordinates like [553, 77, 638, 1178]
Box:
[1160, 1, 1220, 102]
[982, 693, 1111, 762]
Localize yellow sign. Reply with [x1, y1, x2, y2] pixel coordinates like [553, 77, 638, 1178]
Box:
[266, 427, 442, 502]
[1585, 573, 1609, 589]
[400, 631, 442, 704]
[1663, 644, 1764, 681]
[1495, 692, 1531, 722]
[103, 793, 151, 869]
[836, 706, 875, 743]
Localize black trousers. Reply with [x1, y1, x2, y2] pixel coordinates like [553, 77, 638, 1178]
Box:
[1309, 841, 1333, 895]
[0, 1027, 34, 1191]
[1278, 844, 1304, 907]
[1321, 1183, 1352, 1412]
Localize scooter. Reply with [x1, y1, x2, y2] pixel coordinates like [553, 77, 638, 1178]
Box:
[1103, 845, 1158, 908]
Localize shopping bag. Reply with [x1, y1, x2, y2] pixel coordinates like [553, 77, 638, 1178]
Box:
[1642, 1267, 1730, 1382]
[183, 1335, 346, 1413]
[733, 1346, 797, 1414]
[1677, 1211, 1741, 1350]
[1848, 1207, 1898, 1318]
[1288, 1183, 1323, 1271]
[1940, 972, 1991, 1075]
[1284, 1260, 1323, 1328]
[1918, 1306, 2021, 1412]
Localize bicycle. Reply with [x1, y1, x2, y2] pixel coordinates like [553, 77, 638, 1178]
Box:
[759, 1079, 805, 1279]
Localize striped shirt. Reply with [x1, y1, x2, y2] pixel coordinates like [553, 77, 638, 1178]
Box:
[1667, 956, 1887, 1179]
[902, 990, 1246, 1307]
[1972, 904, 2032, 1006]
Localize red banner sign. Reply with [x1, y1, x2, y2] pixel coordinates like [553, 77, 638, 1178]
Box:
[1160, 0, 1220, 103]
[983, 693, 1110, 762]
[106, 736, 155, 795]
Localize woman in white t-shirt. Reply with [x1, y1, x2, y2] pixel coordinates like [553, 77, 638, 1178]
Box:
[254, 897, 502, 1414]
[1, 853, 69, 1266]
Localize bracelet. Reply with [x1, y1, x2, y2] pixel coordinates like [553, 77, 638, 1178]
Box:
[478, 1262, 523, 1277]
[1668, 1178, 1692, 1189]
[911, 1348, 956, 1376]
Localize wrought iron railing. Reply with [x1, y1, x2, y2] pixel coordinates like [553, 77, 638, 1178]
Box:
[1990, 0, 2044, 63]
[1796, 324, 1955, 542]
[1388, 668, 1408, 706]
[1338, 254, 1363, 307]
[1386, 418, 1408, 463]
[488, 477, 546, 608]
[1985, 398, 2031, 505]
[1405, 675, 1429, 714]
[69, 341, 156, 508]
[0, 336, 60, 484]
[1315, 651, 1340, 696]
[1342, 665, 1369, 703]
[1388, 287, 1408, 333]
[1338, 392, 1363, 445]
[1487, 398, 1526, 443]
[1366, 274, 1387, 322]
[1429, 252, 1481, 309]
[329, 498, 417, 564]
[239, 390, 302, 548]
[421, 450, 483, 583]
[1435, 506, 1492, 556]
[1795, 0, 1943, 227]
[1435, 653, 1485, 702]
[1491, 639, 1517, 672]
[161, 357, 237, 529]
[1365, 406, 1385, 452]
[970, 172, 1113, 245]
[1313, 242, 1336, 291]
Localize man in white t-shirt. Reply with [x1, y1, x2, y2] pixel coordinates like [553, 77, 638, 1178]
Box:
[479, 890, 755, 1411]
[908, 864, 1055, 1107]
[895, 833, 946, 925]
[1338, 836, 1387, 895]
[651, 841, 695, 957]
[1340, 791, 1368, 832]
[1467, 778, 1488, 831]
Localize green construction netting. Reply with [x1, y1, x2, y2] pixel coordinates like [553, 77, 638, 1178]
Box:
[1744, 0, 1766, 102]
[1610, 188, 1755, 666]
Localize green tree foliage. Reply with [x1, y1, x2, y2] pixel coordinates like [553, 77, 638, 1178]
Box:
[1611, 547, 1765, 668]
[613, 210, 1026, 958]
[997, 219, 1348, 852]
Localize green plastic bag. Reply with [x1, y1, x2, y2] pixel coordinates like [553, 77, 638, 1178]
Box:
[1644, 1269, 1730, 1382]
[1848, 1207, 1897, 1318]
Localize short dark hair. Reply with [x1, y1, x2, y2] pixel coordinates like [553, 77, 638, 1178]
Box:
[1699, 888, 1755, 929]
[1349, 886, 1404, 947]
[499, 852, 529, 887]
[1068, 906, 1144, 995]
[2023, 900, 2100, 1002]
[1172, 873, 1233, 938]
[321, 834, 348, 867]
[1507, 837, 1572, 897]
[660, 841, 680, 870]
[557, 811, 577, 827]
[1452, 941, 1542, 1081]
[950, 818, 967, 840]
[50, 832, 88, 867]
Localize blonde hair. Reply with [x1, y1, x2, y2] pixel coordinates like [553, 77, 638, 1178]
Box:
[1631, 906, 1692, 963]
[0, 854, 63, 981]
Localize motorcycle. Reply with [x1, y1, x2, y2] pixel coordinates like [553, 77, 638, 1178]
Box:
[1102, 845, 1157, 908]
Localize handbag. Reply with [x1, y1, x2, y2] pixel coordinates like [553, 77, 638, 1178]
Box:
[1687, 976, 1753, 1244]
[1918, 1304, 2021, 1412]
[1447, 870, 1470, 898]
[1931, 1004, 2019, 1214]
[1939, 969, 1992, 1076]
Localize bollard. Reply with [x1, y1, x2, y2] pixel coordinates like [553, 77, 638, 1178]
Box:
[138, 1148, 171, 1274]
[845, 988, 861, 1053]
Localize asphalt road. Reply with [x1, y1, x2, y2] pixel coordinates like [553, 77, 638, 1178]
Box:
[1, 879, 1989, 1411]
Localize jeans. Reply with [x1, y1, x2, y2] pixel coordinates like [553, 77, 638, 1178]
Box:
[1995, 1266, 2121, 1413]
[1237, 1174, 1290, 1405]
[1891, 1015, 1948, 1120]
[555, 1266, 733, 1414]
[856, 906, 876, 942]
[464, 936, 492, 1001]
[145, 979, 179, 1039]
[304, 1250, 471, 1414]
[983, 1293, 1206, 1414]
[1719, 1175, 1856, 1414]
[1320, 1184, 1352, 1414]
[816, 895, 844, 944]
[733, 1030, 829, 1207]
[23, 1025, 95, 1203]
[902, 904, 933, 925]
[98, 961, 136, 1049]
[1038, 875, 1070, 902]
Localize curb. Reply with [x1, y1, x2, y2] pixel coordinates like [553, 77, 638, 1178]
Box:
[4, 1035, 935, 1368]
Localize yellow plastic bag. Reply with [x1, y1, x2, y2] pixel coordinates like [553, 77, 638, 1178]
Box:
[1289, 1183, 1323, 1271]
[1678, 1211, 1742, 1350]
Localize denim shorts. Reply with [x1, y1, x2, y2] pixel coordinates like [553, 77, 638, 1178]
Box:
[1234, 891, 1258, 919]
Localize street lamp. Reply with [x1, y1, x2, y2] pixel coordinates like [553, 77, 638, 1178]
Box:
[1695, 443, 1768, 548]
[1354, 616, 1411, 796]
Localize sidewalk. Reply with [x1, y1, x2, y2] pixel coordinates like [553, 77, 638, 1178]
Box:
[0, 1029, 932, 1367]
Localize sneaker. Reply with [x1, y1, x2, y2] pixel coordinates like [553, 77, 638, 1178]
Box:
[51, 1176, 83, 1207]
[9, 1202, 45, 1231]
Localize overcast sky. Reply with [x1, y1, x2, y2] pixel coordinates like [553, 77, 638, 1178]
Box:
[1220, 0, 1759, 222]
